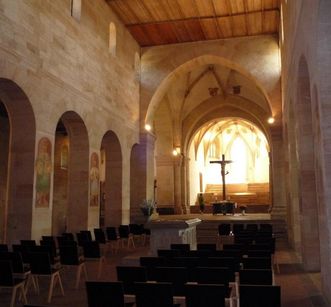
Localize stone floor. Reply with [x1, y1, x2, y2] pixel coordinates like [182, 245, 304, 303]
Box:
[0, 240, 328, 307]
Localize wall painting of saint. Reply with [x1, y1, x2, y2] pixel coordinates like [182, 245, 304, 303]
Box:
[35, 137, 52, 208]
[90, 152, 100, 207]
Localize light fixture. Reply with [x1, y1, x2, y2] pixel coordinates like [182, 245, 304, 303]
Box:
[145, 124, 151, 131]
[267, 117, 275, 124]
[173, 147, 181, 156]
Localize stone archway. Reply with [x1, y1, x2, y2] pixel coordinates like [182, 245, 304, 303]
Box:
[101, 131, 123, 226]
[0, 78, 36, 244]
[53, 111, 89, 234]
[294, 56, 320, 271]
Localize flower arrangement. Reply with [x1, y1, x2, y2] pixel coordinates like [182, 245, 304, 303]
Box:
[140, 199, 156, 216]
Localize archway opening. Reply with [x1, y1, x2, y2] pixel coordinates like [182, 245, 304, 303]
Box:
[52, 112, 89, 234]
[100, 131, 122, 226]
[0, 79, 36, 244]
[189, 118, 270, 211]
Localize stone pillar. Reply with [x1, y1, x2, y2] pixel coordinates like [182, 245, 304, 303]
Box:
[270, 131, 287, 222]
[130, 132, 155, 223]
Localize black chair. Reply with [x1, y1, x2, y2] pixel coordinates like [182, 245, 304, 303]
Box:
[233, 224, 244, 235]
[129, 224, 146, 246]
[185, 283, 226, 307]
[59, 244, 87, 288]
[259, 224, 273, 233]
[151, 266, 188, 296]
[40, 239, 57, 260]
[80, 230, 93, 242]
[218, 223, 231, 235]
[170, 243, 190, 251]
[0, 243, 9, 252]
[203, 257, 236, 279]
[241, 257, 272, 269]
[246, 224, 258, 232]
[41, 236, 55, 242]
[57, 235, 76, 247]
[27, 252, 64, 303]
[82, 241, 105, 279]
[106, 226, 120, 253]
[134, 281, 180, 307]
[116, 266, 147, 294]
[140, 256, 166, 280]
[157, 249, 182, 258]
[86, 281, 134, 307]
[12, 244, 31, 264]
[183, 249, 213, 258]
[118, 225, 135, 248]
[0, 251, 31, 279]
[239, 269, 273, 285]
[76, 232, 90, 247]
[62, 232, 75, 241]
[30, 245, 58, 266]
[239, 284, 281, 307]
[197, 243, 217, 251]
[0, 260, 27, 307]
[21, 240, 36, 246]
[94, 228, 107, 244]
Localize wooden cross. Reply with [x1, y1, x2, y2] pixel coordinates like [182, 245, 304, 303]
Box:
[210, 154, 233, 200]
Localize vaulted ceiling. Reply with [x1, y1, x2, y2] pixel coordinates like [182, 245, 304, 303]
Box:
[107, 0, 280, 47]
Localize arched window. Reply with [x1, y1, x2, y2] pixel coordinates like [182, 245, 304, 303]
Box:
[70, 0, 81, 21]
[109, 22, 117, 56]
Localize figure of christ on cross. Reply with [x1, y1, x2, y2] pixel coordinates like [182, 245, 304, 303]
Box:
[210, 154, 233, 200]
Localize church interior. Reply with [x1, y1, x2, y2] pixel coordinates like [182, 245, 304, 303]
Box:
[0, 0, 331, 306]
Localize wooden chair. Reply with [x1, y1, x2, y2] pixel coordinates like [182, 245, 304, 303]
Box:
[134, 281, 180, 307]
[185, 283, 226, 307]
[239, 284, 281, 307]
[0, 260, 27, 307]
[27, 252, 64, 303]
[86, 281, 134, 307]
[59, 244, 87, 289]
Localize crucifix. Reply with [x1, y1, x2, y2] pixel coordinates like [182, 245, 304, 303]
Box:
[210, 154, 233, 200]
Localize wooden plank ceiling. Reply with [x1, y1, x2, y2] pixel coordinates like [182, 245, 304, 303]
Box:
[107, 0, 280, 47]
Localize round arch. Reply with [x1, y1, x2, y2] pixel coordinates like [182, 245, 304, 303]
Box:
[0, 78, 36, 244]
[53, 111, 89, 234]
[101, 130, 123, 226]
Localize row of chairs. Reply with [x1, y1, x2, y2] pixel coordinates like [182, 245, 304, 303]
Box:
[218, 223, 273, 236]
[86, 280, 280, 307]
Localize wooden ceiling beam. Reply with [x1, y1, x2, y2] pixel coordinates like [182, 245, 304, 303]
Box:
[123, 8, 279, 26]
[192, 0, 207, 40]
[210, 0, 223, 39]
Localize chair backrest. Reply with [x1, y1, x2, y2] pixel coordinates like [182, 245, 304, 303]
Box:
[197, 243, 217, 251]
[59, 245, 80, 265]
[80, 230, 93, 242]
[185, 284, 226, 307]
[233, 224, 245, 234]
[83, 241, 101, 258]
[152, 266, 188, 295]
[0, 244, 9, 252]
[77, 232, 89, 246]
[21, 240, 36, 246]
[129, 224, 144, 235]
[0, 260, 15, 286]
[170, 243, 190, 251]
[40, 240, 57, 258]
[41, 236, 55, 242]
[29, 252, 52, 275]
[183, 249, 213, 258]
[259, 223, 273, 232]
[106, 227, 118, 241]
[94, 229, 106, 244]
[30, 245, 56, 264]
[86, 281, 126, 307]
[242, 257, 272, 270]
[157, 249, 182, 258]
[239, 269, 273, 285]
[12, 244, 31, 263]
[118, 225, 130, 238]
[62, 232, 75, 241]
[246, 224, 258, 232]
[57, 236, 77, 247]
[203, 257, 236, 280]
[140, 256, 166, 267]
[240, 284, 281, 307]
[134, 281, 175, 307]
[0, 252, 25, 274]
[218, 223, 231, 235]
[116, 266, 147, 294]
[194, 267, 230, 287]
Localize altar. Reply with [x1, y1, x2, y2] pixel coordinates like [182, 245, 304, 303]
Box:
[147, 218, 201, 255]
[212, 201, 237, 215]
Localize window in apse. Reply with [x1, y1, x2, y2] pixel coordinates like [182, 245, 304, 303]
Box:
[229, 138, 247, 183]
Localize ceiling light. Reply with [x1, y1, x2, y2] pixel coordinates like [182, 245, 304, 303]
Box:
[145, 124, 151, 131]
[267, 117, 275, 124]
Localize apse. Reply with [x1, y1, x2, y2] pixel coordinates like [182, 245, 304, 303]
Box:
[189, 118, 270, 206]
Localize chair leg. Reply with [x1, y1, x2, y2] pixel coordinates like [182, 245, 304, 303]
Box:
[97, 256, 105, 279]
[75, 263, 86, 289]
[19, 283, 28, 305]
[10, 286, 18, 307]
[47, 274, 56, 303]
[57, 273, 65, 296]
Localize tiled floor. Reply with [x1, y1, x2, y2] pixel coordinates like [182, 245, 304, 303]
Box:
[0, 241, 329, 307]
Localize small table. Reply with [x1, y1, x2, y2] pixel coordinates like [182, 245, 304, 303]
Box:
[212, 201, 236, 215]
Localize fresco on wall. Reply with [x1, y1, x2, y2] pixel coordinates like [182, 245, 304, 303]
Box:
[90, 152, 100, 207]
[35, 137, 52, 208]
